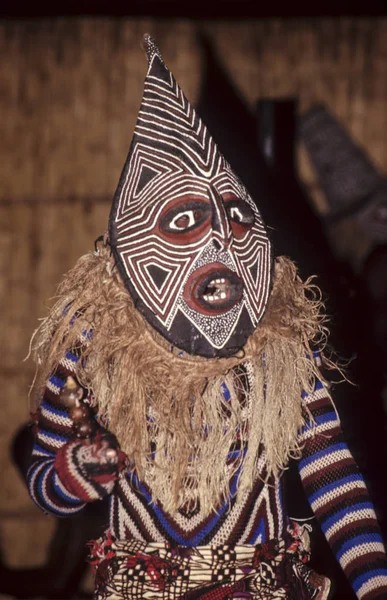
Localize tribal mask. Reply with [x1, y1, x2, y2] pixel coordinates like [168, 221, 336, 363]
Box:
[109, 36, 272, 358]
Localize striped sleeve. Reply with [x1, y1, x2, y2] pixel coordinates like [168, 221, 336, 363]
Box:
[27, 349, 88, 516]
[298, 381, 387, 600]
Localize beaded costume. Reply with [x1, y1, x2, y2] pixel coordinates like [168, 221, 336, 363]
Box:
[27, 36, 387, 599]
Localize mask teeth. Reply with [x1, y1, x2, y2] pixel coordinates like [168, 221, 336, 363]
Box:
[142, 34, 163, 64]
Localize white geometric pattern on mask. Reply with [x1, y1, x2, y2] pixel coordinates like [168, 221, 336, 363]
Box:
[112, 49, 271, 350]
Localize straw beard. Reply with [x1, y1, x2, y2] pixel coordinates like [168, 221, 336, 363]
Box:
[30, 241, 329, 515]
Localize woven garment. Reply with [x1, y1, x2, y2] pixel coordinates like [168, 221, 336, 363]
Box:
[90, 527, 330, 600]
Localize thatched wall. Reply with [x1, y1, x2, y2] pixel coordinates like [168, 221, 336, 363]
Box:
[1, 17, 386, 572]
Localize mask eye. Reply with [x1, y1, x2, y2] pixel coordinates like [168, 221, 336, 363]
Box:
[227, 201, 255, 226]
[161, 202, 211, 234]
[170, 209, 202, 231]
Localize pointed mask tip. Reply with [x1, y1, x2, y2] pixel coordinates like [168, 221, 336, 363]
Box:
[142, 34, 163, 65]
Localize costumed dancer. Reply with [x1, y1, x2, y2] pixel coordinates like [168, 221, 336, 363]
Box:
[27, 36, 387, 599]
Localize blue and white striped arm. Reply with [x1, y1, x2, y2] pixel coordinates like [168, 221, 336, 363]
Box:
[27, 352, 87, 516]
[298, 384, 387, 599]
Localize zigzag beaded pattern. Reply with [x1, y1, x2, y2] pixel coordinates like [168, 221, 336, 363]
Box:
[110, 455, 284, 548]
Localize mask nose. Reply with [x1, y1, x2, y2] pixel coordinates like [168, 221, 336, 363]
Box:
[209, 188, 232, 251]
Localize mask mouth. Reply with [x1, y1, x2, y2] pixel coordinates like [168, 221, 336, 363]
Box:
[184, 263, 244, 315]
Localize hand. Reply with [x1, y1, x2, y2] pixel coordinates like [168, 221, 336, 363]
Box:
[54, 430, 128, 502]
[75, 430, 127, 478]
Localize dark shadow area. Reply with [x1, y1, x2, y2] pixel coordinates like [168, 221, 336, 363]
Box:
[1, 1, 387, 19]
